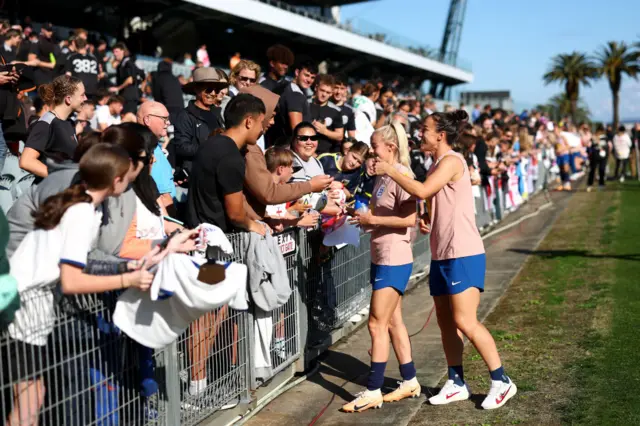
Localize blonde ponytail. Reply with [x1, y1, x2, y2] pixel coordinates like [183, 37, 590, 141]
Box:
[373, 123, 415, 178]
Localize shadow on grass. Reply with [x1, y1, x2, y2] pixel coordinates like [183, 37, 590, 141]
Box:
[508, 248, 640, 262]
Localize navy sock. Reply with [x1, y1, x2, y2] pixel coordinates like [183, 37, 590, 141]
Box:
[399, 361, 416, 381]
[366, 362, 387, 391]
[489, 366, 509, 383]
[448, 365, 464, 386]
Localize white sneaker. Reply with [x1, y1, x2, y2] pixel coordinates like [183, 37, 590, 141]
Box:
[481, 378, 517, 410]
[428, 380, 470, 405]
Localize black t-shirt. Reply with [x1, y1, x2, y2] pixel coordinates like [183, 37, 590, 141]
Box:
[116, 56, 139, 101]
[318, 153, 362, 193]
[65, 52, 99, 96]
[260, 75, 285, 93]
[265, 82, 310, 148]
[25, 111, 78, 164]
[16, 40, 32, 62]
[30, 35, 57, 86]
[185, 134, 245, 231]
[2, 45, 16, 63]
[309, 102, 343, 154]
[337, 102, 356, 134]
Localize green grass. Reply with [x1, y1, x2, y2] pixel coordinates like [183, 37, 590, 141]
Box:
[566, 182, 640, 425]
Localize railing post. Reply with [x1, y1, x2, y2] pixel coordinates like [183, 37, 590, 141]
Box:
[163, 341, 181, 426]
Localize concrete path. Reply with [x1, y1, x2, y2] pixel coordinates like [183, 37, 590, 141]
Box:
[244, 189, 574, 426]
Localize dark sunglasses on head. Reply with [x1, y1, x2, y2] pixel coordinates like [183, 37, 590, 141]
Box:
[297, 135, 319, 142]
[239, 76, 257, 83]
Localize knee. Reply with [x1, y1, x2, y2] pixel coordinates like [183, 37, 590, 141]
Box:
[388, 316, 404, 335]
[452, 313, 478, 337]
[368, 316, 388, 339]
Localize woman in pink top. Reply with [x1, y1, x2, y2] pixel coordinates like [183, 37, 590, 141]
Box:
[373, 110, 517, 410]
[342, 123, 420, 413]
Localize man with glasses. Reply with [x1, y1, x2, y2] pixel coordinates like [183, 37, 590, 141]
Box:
[137, 101, 177, 214]
[173, 67, 228, 178]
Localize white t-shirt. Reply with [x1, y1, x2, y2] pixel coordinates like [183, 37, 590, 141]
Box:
[9, 203, 102, 346]
[613, 133, 632, 159]
[113, 254, 247, 349]
[96, 105, 122, 128]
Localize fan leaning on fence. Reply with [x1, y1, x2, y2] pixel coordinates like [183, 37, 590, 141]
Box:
[2, 144, 197, 426]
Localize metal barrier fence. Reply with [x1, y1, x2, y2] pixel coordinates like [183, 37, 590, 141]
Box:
[0, 160, 557, 425]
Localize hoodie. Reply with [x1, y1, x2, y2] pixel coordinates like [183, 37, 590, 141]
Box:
[151, 61, 184, 113]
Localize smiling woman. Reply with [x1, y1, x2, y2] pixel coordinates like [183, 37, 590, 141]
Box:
[20, 75, 86, 180]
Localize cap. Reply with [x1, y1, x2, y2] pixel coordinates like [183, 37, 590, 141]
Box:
[42, 23, 54, 32]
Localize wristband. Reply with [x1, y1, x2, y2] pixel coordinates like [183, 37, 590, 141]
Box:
[117, 261, 129, 274]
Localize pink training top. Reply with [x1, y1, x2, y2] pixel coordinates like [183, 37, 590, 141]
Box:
[370, 163, 416, 266]
[427, 150, 484, 261]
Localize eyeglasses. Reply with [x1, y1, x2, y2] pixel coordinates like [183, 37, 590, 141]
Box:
[148, 114, 170, 125]
[203, 87, 217, 94]
[296, 135, 319, 142]
[239, 76, 257, 84]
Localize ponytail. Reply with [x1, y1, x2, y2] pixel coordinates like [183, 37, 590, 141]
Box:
[37, 75, 82, 107]
[33, 184, 92, 230]
[373, 123, 415, 178]
[392, 121, 413, 178]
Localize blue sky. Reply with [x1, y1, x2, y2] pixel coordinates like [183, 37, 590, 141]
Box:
[340, 0, 640, 122]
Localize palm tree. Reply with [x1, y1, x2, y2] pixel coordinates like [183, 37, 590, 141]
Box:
[543, 52, 598, 124]
[594, 41, 640, 130]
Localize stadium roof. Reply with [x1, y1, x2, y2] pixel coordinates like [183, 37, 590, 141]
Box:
[184, 0, 473, 84]
[278, 0, 373, 5]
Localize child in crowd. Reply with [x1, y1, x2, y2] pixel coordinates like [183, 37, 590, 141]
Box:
[264, 147, 320, 231]
[352, 153, 377, 206]
[318, 141, 369, 199]
[340, 137, 355, 156]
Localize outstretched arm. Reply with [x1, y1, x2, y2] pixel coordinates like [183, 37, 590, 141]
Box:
[373, 156, 462, 200]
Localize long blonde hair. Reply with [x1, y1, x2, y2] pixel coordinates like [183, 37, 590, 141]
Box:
[373, 121, 414, 178]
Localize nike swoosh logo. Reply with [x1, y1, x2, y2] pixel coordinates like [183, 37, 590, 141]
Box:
[353, 402, 372, 411]
[446, 391, 460, 399]
[452, 281, 461, 286]
[374, 278, 383, 282]
[495, 385, 512, 405]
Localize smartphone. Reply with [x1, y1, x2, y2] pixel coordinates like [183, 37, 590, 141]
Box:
[158, 229, 181, 251]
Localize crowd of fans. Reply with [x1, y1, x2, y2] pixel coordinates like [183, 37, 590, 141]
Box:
[1, 17, 639, 425]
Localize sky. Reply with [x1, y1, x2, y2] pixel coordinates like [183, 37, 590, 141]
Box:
[340, 0, 640, 122]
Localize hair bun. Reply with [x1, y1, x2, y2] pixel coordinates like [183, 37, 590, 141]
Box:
[453, 109, 469, 123]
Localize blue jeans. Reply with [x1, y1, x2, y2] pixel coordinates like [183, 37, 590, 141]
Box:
[0, 121, 7, 175]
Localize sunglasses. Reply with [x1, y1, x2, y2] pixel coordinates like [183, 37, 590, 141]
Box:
[297, 135, 319, 142]
[203, 87, 217, 94]
[239, 76, 257, 84]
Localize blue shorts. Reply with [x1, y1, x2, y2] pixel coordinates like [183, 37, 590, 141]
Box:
[370, 263, 413, 295]
[557, 153, 570, 168]
[429, 254, 486, 296]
